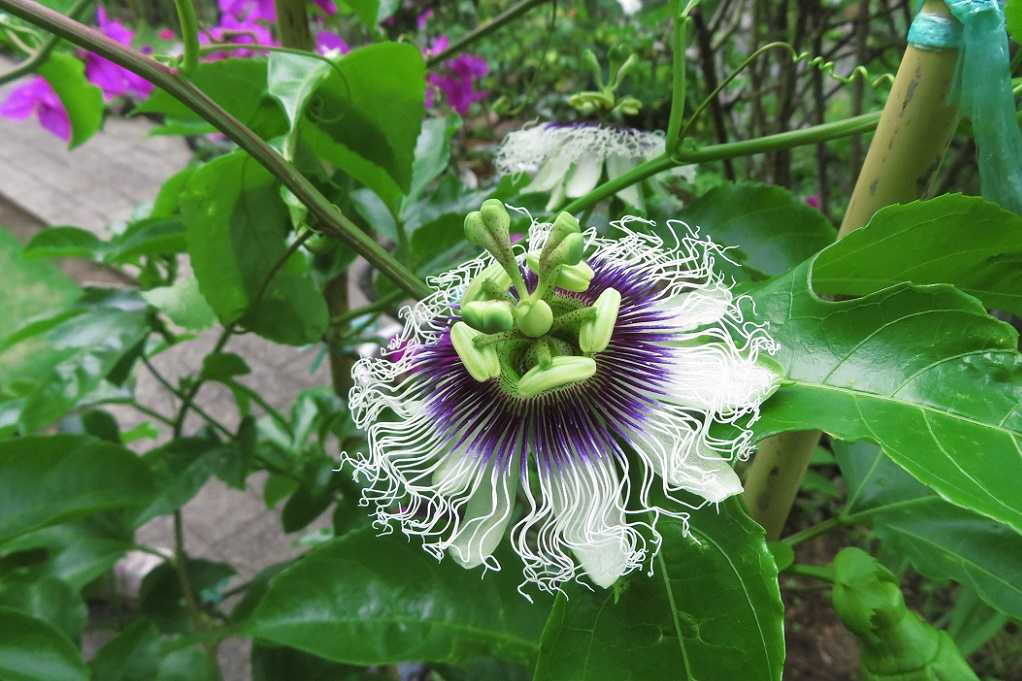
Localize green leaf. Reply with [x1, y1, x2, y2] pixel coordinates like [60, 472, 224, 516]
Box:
[677, 182, 835, 282]
[0, 516, 133, 590]
[38, 52, 103, 149]
[1008, 0, 1022, 44]
[105, 218, 187, 264]
[269, 44, 425, 213]
[400, 116, 457, 217]
[0, 607, 87, 681]
[133, 438, 224, 525]
[0, 435, 155, 543]
[181, 151, 328, 345]
[752, 258, 1022, 534]
[835, 440, 1022, 622]
[13, 289, 151, 432]
[141, 277, 217, 330]
[137, 58, 285, 139]
[23, 227, 106, 260]
[200, 352, 251, 381]
[244, 529, 549, 665]
[252, 644, 392, 681]
[140, 559, 236, 633]
[532, 501, 784, 681]
[89, 620, 161, 681]
[0, 574, 86, 641]
[812, 195, 1022, 316]
[0, 227, 79, 392]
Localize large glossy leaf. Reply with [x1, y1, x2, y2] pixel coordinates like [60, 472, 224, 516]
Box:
[835, 440, 1022, 622]
[38, 52, 104, 148]
[89, 620, 220, 681]
[133, 438, 226, 525]
[180, 151, 328, 345]
[752, 258, 1022, 533]
[244, 529, 549, 665]
[0, 574, 86, 641]
[0, 607, 87, 681]
[268, 44, 425, 213]
[676, 182, 836, 282]
[812, 195, 1022, 315]
[137, 58, 285, 139]
[0, 435, 155, 543]
[8, 289, 151, 432]
[533, 501, 784, 681]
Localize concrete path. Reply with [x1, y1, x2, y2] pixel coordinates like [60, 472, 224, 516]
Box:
[1, 61, 336, 679]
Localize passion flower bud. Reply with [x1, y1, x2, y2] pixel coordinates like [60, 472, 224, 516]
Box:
[514, 299, 553, 338]
[518, 355, 597, 397]
[461, 300, 514, 333]
[579, 287, 621, 353]
[450, 322, 501, 382]
[463, 262, 513, 304]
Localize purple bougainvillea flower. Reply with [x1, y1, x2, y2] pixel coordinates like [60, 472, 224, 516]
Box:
[83, 6, 152, 99]
[157, 28, 176, 40]
[219, 0, 276, 22]
[315, 30, 350, 56]
[805, 194, 822, 209]
[342, 205, 780, 594]
[428, 51, 489, 116]
[426, 34, 449, 57]
[416, 9, 433, 30]
[0, 76, 71, 141]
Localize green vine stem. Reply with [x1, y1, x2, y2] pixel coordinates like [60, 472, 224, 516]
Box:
[0, 0, 432, 301]
[0, 0, 93, 85]
[426, 0, 552, 67]
[664, 0, 690, 146]
[561, 111, 880, 214]
[742, 0, 961, 539]
[172, 0, 199, 74]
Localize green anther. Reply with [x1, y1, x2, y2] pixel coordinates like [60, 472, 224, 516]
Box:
[450, 321, 501, 382]
[463, 262, 512, 304]
[579, 287, 621, 353]
[461, 300, 514, 334]
[539, 212, 584, 271]
[514, 299, 554, 338]
[518, 356, 597, 397]
[527, 255, 594, 293]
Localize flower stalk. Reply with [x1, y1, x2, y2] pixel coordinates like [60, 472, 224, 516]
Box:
[173, 0, 199, 74]
[742, 0, 961, 539]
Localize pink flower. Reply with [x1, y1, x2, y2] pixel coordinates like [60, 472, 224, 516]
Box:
[157, 28, 175, 40]
[804, 194, 821, 209]
[219, 0, 275, 22]
[315, 30, 350, 56]
[416, 9, 433, 31]
[83, 6, 152, 99]
[0, 76, 71, 141]
[428, 52, 489, 116]
[426, 35, 449, 57]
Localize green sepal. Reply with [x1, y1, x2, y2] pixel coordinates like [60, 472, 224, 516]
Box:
[518, 356, 597, 397]
[514, 299, 554, 338]
[579, 287, 621, 353]
[463, 262, 513, 304]
[461, 300, 514, 334]
[450, 321, 501, 382]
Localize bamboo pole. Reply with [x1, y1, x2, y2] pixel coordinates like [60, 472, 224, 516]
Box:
[742, 0, 960, 539]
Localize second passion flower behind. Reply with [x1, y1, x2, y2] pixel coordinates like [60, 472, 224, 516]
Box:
[343, 201, 781, 594]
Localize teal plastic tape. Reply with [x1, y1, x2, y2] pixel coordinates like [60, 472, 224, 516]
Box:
[908, 12, 962, 49]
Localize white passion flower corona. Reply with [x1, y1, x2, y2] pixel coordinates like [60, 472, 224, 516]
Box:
[342, 202, 780, 595]
[495, 123, 695, 211]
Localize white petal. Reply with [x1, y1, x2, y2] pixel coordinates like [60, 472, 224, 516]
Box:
[564, 154, 603, 198]
[667, 346, 780, 413]
[524, 153, 573, 193]
[658, 284, 732, 332]
[550, 457, 630, 588]
[607, 154, 644, 209]
[630, 422, 742, 502]
[544, 177, 566, 212]
[447, 460, 518, 568]
[432, 450, 480, 496]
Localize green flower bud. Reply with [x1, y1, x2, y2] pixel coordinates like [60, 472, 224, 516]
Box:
[539, 213, 584, 271]
[518, 355, 597, 397]
[480, 198, 511, 235]
[463, 262, 513, 304]
[514, 299, 553, 338]
[615, 96, 642, 116]
[579, 287, 621, 353]
[461, 300, 514, 333]
[450, 322, 501, 382]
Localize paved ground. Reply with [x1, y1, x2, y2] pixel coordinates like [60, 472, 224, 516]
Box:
[0, 63, 338, 679]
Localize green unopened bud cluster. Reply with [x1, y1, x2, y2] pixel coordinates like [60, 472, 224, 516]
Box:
[568, 45, 644, 116]
[452, 201, 621, 398]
